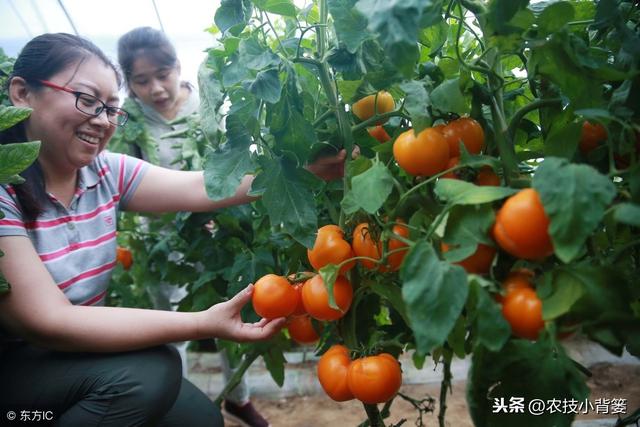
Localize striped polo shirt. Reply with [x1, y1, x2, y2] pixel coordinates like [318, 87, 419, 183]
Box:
[0, 151, 148, 306]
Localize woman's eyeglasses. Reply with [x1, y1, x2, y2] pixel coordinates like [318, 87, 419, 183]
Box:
[38, 80, 129, 126]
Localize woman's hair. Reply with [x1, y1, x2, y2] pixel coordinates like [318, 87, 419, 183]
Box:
[117, 27, 177, 86]
[0, 33, 121, 221]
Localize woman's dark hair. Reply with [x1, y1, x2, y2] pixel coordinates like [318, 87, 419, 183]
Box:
[0, 33, 121, 221]
[117, 27, 177, 86]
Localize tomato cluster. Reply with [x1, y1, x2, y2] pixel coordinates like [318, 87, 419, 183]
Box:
[317, 345, 402, 404]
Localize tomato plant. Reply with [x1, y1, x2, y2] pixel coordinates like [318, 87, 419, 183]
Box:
[85, 0, 640, 425]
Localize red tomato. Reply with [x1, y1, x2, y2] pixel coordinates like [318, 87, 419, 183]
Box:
[302, 275, 353, 321]
[475, 166, 500, 186]
[367, 125, 391, 143]
[317, 345, 354, 401]
[252, 274, 298, 319]
[579, 121, 607, 154]
[347, 353, 402, 404]
[116, 246, 133, 270]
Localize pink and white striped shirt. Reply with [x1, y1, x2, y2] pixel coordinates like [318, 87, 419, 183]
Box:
[0, 151, 148, 306]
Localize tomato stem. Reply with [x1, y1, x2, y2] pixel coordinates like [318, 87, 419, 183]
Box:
[363, 403, 385, 427]
[213, 348, 261, 406]
[437, 355, 453, 427]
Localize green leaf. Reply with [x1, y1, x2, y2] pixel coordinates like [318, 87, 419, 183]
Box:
[0, 271, 9, 294]
[238, 37, 281, 70]
[245, 68, 282, 104]
[537, 1, 575, 36]
[442, 204, 495, 262]
[435, 179, 517, 206]
[328, 0, 370, 53]
[401, 241, 468, 355]
[430, 78, 469, 115]
[252, 0, 297, 17]
[613, 203, 640, 227]
[369, 282, 411, 327]
[467, 338, 589, 427]
[0, 105, 31, 131]
[533, 157, 616, 263]
[252, 157, 319, 248]
[355, 0, 426, 76]
[469, 280, 510, 352]
[267, 70, 316, 160]
[399, 80, 431, 133]
[215, 0, 253, 35]
[262, 344, 286, 386]
[0, 141, 41, 184]
[198, 63, 224, 144]
[543, 120, 581, 159]
[203, 145, 254, 201]
[418, 20, 449, 57]
[342, 159, 394, 214]
[540, 269, 585, 320]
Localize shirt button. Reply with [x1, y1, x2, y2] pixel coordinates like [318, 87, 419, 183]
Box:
[67, 223, 75, 230]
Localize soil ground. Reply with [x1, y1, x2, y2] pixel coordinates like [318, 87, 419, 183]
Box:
[224, 363, 640, 427]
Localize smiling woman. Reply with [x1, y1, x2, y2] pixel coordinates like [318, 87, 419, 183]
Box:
[0, 32, 348, 427]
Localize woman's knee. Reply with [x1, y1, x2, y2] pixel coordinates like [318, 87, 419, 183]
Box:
[92, 345, 183, 412]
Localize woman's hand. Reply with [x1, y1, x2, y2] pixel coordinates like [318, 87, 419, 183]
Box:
[306, 147, 360, 181]
[200, 285, 286, 342]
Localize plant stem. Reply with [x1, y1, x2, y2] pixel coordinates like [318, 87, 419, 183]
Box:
[363, 403, 385, 427]
[437, 357, 453, 427]
[213, 349, 261, 406]
[507, 98, 562, 140]
[351, 110, 408, 132]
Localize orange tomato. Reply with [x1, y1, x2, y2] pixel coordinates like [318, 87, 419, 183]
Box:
[352, 91, 395, 123]
[347, 353, 402, 404]
[317, 345, 354, 401]
[382, 221, 410, 272]
[352, 223, 381, 270]
[393, 128, 450, 176]
[252, 274, 298, 319]
[501, 287, 545, 340]
[579, 121, 607, 154]
[367, 125, 391, 143]
[441, 157, 460, 180]
[442, 242, 496, 275]
[493, 189, 554, 260]
[302, 275, 353, 321]
[287, 315, 321, 344]
[116, 246, 133, 270]
[307, 225, 355, 274]
[439, 117, 485, 157]
[496, 268, 535, 303]
[475, 166, 500, 186]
